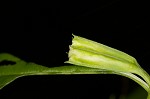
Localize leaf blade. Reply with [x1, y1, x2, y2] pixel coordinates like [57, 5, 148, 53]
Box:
[0, 75, 21, 90]
[0, 53, 113, 89]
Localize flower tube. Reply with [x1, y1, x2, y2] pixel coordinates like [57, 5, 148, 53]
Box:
[66, 35, 144, 74]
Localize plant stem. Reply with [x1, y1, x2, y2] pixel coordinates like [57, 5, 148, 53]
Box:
[114, 72, 149, 92]
[135, 62, 150, 87]
[136, 63, 150, 96]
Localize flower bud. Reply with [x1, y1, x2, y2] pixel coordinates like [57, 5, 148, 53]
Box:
[71, 35, 136, 64]
[66, 35, 139, 73]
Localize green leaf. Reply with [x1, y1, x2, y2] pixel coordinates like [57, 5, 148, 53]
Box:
[0, 75, 20, 89]
[0, 53, 114, 89]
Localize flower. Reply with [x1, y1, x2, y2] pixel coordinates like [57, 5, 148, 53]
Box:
[66, 35, 139, 73]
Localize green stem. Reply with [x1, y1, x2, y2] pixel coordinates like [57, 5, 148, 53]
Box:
[138, 69, 150, 99]
[113, 71, 150, 99]
[139, 68, 150, 87]
[114, 72, 149, 92]
[135, 62, 150, 87]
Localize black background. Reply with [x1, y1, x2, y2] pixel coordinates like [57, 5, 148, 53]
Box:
[0, 1, 149, 99]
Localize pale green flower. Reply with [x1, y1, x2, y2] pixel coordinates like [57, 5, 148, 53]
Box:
[66, 35, 139, 73]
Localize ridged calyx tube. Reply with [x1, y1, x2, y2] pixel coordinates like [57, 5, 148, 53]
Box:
[66, 35, 140, 74]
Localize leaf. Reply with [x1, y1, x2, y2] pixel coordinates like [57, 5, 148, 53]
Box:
[0, 75, 20, 89]
[0, 53, 115, 90]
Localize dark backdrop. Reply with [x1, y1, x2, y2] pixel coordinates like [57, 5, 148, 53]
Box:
[0, 1, 149, 99]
